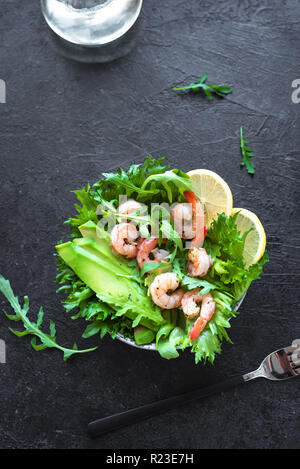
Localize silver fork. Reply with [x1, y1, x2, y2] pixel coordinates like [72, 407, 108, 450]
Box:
[88, 340, 300, 438]
[243, 340, 300, 382]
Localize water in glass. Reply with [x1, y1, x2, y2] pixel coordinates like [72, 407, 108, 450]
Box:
[41, 0, 143, 46]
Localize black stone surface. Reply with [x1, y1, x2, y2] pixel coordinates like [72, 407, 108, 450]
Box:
[0, 0, 299, 449]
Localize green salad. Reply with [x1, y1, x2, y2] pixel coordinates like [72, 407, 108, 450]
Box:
[0, 157, 268, 363]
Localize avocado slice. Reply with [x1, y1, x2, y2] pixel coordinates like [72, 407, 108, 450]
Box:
[57, 241, 133, 298]
[73, 237, 133, 275]
[79, 220, 110, 246]
[79, 221, 134, 275]
[56, 240, 164, 331]
[57, 241, 142, 319]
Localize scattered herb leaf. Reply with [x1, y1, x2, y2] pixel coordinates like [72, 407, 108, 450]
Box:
[0, 275, 98, 361]
[173, 73, 232, 99]
[240, 127, 255, 174]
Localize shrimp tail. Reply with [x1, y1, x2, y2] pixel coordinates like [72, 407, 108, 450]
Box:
[189, 316, 208, 340]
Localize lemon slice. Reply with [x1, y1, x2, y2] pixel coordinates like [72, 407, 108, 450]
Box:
[187, 169, 233, 226]
[232, 208, 266, 267]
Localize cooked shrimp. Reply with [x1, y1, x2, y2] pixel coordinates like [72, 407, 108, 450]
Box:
[184, 191, 206, 247]
[186, 247, 213, 277]
[171, 203, 194, 239]
[110, 223, 139, 258]
[150, 273, 184, 309]
[136, 237, 158, 268]
[152, 248, 170, 262]
[137, 237, 170, 271]
[118, 199, 144, 222]
[181, 289, 216, 339]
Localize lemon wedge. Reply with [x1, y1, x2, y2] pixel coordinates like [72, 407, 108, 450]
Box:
[187, 169, 233, 226]
[232, 208, 266, 267]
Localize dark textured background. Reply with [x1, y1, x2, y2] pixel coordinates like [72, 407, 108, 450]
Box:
[0, 0, 299, 450]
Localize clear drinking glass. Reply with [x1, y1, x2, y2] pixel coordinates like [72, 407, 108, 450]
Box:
[41, 0, 143, 46]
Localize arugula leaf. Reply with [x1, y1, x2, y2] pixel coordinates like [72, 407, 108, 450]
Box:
[173, 73, 232, 99]
[80, 298, 134, 340]
[0, 275, 97, 361]
[91, 157, 171, 203]
[240, 127, 255, 174]
[181, 276, 220, 295]
[126, 156, 170, 186]
[102, 168, 158, 198]
[64, 185, 99, 235]
[77, 297, 114, 321]
[140, 170, 191, 204]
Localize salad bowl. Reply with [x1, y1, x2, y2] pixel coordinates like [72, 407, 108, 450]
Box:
[0, 157, 267, 365]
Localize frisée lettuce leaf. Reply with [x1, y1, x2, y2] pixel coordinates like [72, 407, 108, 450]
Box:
[203, 212, 268, 301]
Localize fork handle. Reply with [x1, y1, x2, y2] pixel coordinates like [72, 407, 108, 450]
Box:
[88, 374, 246, 438]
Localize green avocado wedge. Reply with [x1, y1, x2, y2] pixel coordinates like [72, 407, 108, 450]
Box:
[73, 236, 133, 276]
[79, 221, 134, 275]
[79, 220, 110, 249]
[55, 239, 165, 332]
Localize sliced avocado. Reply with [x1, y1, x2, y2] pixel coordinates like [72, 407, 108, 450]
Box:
[56, 242, 131, 298]
[79, 221, 133, 275]
[134, 326, 155, 345]
[79, 220, 110, 245]
[79, 221, 114, 260]
[55, 241, 164, 331]
[73, 237, 132, 275]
